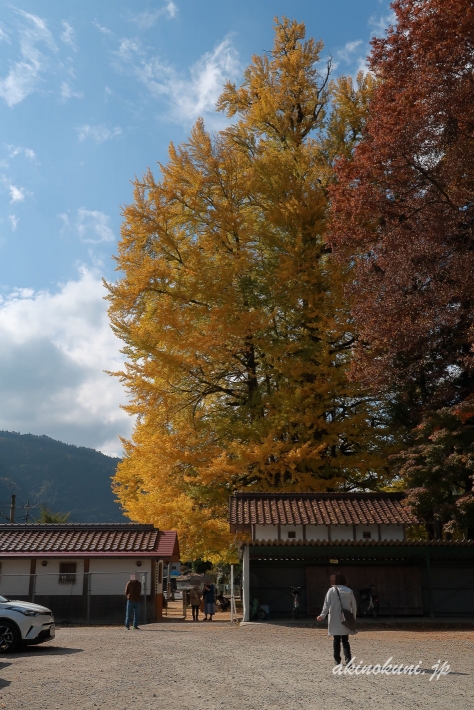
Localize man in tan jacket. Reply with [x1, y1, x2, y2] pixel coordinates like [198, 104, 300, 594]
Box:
[125, 574, 142, 630]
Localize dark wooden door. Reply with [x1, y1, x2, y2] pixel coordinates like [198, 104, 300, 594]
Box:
[306, 565, 423, 616]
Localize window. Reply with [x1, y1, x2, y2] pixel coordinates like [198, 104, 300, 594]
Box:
[287, 531, 296, 539]
[362, 531, 372, 539]
[58, 562, 77, 585]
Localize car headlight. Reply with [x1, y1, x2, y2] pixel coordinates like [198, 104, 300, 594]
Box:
[6, 606, 39, 617]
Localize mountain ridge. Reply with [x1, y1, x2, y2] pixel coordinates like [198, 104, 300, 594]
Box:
[0, 430, 126, 523]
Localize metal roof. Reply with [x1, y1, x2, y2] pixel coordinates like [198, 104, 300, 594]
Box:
[229, 492, 417, 531]
[0, 524, 180, 560]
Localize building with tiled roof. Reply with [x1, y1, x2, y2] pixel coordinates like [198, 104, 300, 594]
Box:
[229, 492, 416, 542]
[0, 523, 179, 624]
[229, 492, 474, 621]
[0, 523, 179, 558]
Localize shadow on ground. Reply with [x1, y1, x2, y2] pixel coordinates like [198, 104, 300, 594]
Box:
[10, 645, 83, 658]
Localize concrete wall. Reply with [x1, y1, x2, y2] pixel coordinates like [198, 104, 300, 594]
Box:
[0, 558, 153, 598]
[281, 525, 303, 540]
[89, 558, 151, 595]
[305, 525, 328, 541]
[253, 524, 405, 542]
[35, 558, 84, 596]
[0, 559, 30, 596]
[330, 525, 354, 541]
[355, 524, 379, 541]
[255, 524, 279, 540]
[380, 524, 404, 541]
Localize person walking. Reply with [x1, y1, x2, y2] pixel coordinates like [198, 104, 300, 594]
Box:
[202, 581, 216, 621]
[189, 585, 202, 621]
[317, 574, 357, 666]
[125, 574, 142, 630]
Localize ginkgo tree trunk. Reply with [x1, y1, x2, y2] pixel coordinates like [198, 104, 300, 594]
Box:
[106, 18, 392, 561]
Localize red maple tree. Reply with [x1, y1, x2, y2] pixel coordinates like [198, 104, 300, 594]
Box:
[329, 0, 474, 414]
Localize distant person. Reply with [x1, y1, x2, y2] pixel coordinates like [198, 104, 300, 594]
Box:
[216, 592, 230, 612]
[189, 585, 202, 621]
[202, 582, 216, 621]
[317, 574, 357, 666]
[125, 574, 142, 630]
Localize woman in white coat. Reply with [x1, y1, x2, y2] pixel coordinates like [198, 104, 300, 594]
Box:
[317, 574, 357, 665]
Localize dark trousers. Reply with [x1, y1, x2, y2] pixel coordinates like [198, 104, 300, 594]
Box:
[125, 600, 140, 628]
[191, 605, 200, 620]
[333, 635, 351, 664]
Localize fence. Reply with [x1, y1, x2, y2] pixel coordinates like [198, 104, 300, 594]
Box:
[0, 572, 151, 625]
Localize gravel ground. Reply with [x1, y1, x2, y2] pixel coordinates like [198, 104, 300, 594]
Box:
[0, 622, 472, 710]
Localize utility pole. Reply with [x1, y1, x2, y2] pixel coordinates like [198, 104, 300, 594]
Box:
[23, 498, 36, 523]
[10, 493, 16, 524]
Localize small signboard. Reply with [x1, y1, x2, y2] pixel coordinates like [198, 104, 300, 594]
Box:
[329, 559, 339, 564]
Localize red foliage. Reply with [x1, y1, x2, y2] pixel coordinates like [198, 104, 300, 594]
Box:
[329, 0, 474, 410]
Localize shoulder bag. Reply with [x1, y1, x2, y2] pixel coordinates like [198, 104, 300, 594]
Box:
[335, 586, 357, 632]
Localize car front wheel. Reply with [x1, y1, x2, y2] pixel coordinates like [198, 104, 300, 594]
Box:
[0, 621, 20, 653]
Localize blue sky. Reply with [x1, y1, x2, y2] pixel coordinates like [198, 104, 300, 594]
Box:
[0, 0, 393, 455]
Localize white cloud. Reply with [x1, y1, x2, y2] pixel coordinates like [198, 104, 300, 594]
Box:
[60, 21, 76, 50]
[60, 209, 116, 244]
[93, 19, 113, 36]
[165, 1, 178, 18]
[0, 174, 30, 203]
[113, 35, 240, 125]
[60, 81, 83, 101]
[77, 209, 115, 243]
[0, 267, 132, 455]
[0, 23, 10, 43]
[8, 214, 18, 230]
[5, 144, 37, 161]
[115, 37, 142, 62]
[129, 1, 177, 29]
[335, 40, 363, 66]
[0, 9, 57, 107]
[369, 10, 397, 38]
[9, 184, 25, 203]
[76, 124, 122, 144]
[334, 39, 371, 77]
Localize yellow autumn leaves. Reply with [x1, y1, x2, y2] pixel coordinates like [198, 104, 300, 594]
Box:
[106, 18, 389, 561]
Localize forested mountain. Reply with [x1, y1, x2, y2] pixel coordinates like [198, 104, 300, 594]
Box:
[0, 431, 126, 523]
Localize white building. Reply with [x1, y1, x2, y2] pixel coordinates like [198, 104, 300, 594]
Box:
[0, 523, 180, 623]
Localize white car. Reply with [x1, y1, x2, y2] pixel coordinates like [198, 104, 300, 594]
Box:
[0, 596, 55, 653]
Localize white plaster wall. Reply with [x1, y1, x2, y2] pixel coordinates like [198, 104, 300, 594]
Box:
[35, 559, 84, 596]
[0, 559, 30, 596]
[305, 525, 329, 541]
[281, 524, 304, 540]
[355, 524, 379, 541]
[255, 524, 279, 540]
[330, 525, 354, 541]
[89, 558, 152, 595]
[381, 524, 404, 541]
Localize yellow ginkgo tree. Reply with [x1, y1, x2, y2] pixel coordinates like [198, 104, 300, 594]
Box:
[106, 18, 392, 561]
